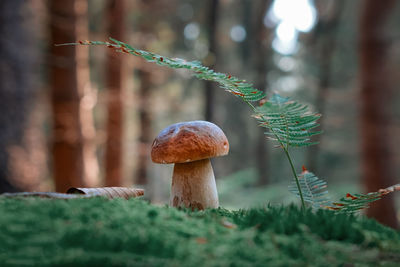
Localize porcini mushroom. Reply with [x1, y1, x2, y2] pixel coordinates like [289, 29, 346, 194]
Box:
[151, 121, 229, 210]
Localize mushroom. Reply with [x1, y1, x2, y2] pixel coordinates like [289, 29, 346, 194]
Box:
[151, 121, 229, 210]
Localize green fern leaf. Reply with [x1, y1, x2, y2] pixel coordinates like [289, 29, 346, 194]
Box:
[324, 184, 400, 214]
[255, 94, 321, 148]
[289, 168, 330, 209]
[64, 39, 266, 102]
[327, 192, 382, 214]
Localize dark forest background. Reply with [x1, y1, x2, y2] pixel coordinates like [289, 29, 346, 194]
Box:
[0, 0, 399, 228]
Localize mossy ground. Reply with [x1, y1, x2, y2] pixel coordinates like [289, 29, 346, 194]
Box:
[0, 196, 399, 266]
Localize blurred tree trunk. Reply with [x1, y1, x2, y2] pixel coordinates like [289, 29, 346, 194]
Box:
[104, 0, 125, 186]
[49, 0, 98, 192]
[240, 1, 252, 64]
[135, 70, 152, 185]
[8, 96, 49, 192]
[134, 0, 158, 186]
[204, 0, 219, 122]
[306, 0, 343, 172]
[252, 0, 272, 185]
[133, 0, 179, 190]
[0, 0, 38, 193]
[359, 0, 398, 228]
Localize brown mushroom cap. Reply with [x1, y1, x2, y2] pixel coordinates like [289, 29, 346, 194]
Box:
[151, 121, 229, 164]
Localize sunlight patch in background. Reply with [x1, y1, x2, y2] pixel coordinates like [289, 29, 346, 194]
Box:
[266, 0, 317, 55]
[275, 56, 297, 72]
[230, 25, 247, 42]
[184, 22, 200, 40]
[273, 21, 299, 55]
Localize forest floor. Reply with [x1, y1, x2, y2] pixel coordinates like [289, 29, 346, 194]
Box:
[0, 196, 399, 266]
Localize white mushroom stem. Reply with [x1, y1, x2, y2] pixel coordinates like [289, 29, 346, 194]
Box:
[170, 158, 219, 210]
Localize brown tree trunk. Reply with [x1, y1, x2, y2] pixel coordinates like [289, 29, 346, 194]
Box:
[359, 0, 398, 228]
[8, 96, 49, 192]
[0, 0, 38, 192]
[135, 70, 152, 185]
[134, 0, 173, 186]
[252, 0, 272, 185]
[306, 0, 344, 172]
[104, 0, 125, 186]
[204, 0, 219, 122]
[49, 0, 96, 192]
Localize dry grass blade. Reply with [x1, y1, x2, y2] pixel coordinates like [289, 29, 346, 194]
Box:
[66, 187, 144, 199]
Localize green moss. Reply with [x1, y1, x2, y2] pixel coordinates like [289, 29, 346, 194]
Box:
[0, 197, 399, 266]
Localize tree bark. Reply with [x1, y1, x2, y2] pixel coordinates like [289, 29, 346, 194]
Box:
[359, 0, 398, 228]
[104, 0, 125, 186]
[306, 0, 344, 172]
[252, 0, 272, 185]
[135, 70, 152, 185]
[0, 0, 38, 192]
[134, 0, 173, 186]
[204, 0, 219, 122]
[49, 0, 96, 192]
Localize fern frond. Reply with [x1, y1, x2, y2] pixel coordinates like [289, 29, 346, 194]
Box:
[325, 184, 400, 214]
[58, 39, 266, 102]
[255, 94, 321, 148]
[289, 168, 330, 209]
[326, 193, 381, 214]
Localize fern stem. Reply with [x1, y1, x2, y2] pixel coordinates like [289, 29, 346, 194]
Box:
[283, 147, 306, 210]
[245, 101, 256, 111]
[246, 99, 305, 210]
